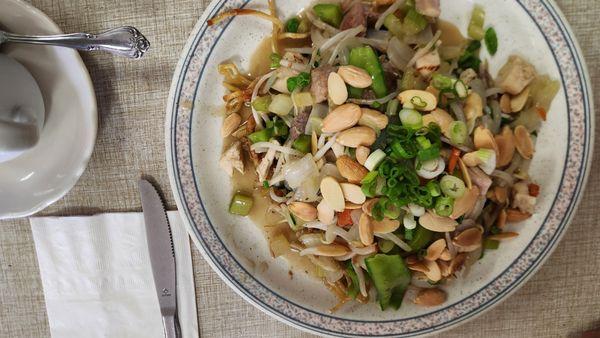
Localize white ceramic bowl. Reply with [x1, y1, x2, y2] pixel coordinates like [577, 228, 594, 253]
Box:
[166, 0, 594, 336]
[0, 0, 97, 219]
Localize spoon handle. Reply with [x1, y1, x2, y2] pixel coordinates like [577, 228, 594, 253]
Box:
[1, 26, 150, 59]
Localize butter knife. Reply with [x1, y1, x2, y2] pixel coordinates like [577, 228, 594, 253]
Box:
[139, 179, 181, 338]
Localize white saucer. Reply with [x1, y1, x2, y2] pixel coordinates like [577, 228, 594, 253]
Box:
[0, 0, 97, 219]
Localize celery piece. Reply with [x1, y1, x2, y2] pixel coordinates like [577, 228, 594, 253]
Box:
[313, 3, 343, 28]
[229, 193, 254, 216]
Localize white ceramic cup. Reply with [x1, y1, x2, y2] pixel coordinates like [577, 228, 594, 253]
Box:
[0, 54, 45, 163]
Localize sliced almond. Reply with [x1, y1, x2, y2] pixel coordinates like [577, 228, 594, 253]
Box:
[320, 176, 346, 212]
[356, 146, 370, 165]
[311, 130, 318, 155]
[514, 125, 534, 159]
[487, 232, 519, 240]
[474, 126, 499, 156]
[372, 218, 400, 234]
[500, 94, 512, 114]
[336, 155, 368, 184]
[494, 186, 508, 205]
[451, 185, 480, 219]
[419, 212, 458, 232]
[424, 238, 446, 261]
[458, 158, 472, 190]
[337, 65, 372, 89]
[322, 103, 362, 133]
[496, 208, 507, 228]
[288, 202, 318, 222]
[398, 90, 437, 111]
[328, 72, 349, 105]
[439, 248, 452, 261]
[510, 86, 530, 113]
[317, 200, 335, 224]
[464, 92, 483, 121]
[495, 126, 516, 167]
[449, 253, 467, 275]
[345, 202, 363, 210]
[336, 126, 377, 148]
[340, 183, 366, 204]
[462, 151, 484, 167]
[359, 108, 389, 130]
[424, 260, 442, 282]
[405, 255, 419, 265]
[359, 213, 374, 245]
[506, 208, 532, 222]
[361, 198, 379, 216]
[221, 113, 242, 137]
[407, 261, 429, 273]
[453, 227, 483, 252]
[414, 288, 447, 307]
[438, 260, 452, 277]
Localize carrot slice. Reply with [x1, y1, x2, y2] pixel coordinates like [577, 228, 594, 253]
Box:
[448, 148, 461, 173]
[337, 209, 353, 227]
[528, 183, 540, 197]
[536, 106, 547, 121]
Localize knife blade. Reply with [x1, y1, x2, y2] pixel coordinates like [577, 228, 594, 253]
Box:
[139, 179, 181, 338]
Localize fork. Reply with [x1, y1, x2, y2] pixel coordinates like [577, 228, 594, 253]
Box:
[0, 26, 150, 59]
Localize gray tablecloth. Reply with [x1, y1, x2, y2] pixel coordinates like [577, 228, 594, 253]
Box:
[1, 0, 599, 337]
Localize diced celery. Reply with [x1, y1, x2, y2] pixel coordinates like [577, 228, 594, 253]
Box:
[468, 5, 485, 40]
[268, 94, 293, 116]
[229, 193, 254, 216]
[292, 134, 312, 153]
[252, 95, 272, 112]
[403, 8, 427, 35]
[313, 3, 343, 28]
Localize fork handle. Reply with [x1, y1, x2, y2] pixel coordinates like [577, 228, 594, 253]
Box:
[2, 26, 149, 59]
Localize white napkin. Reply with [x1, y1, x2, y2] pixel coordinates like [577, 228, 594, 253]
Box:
[30, 212, 199, 338]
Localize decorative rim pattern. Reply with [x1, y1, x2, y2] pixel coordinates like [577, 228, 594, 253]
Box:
[165, 1, 594, 336]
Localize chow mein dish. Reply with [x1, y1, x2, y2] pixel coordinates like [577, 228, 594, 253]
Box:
[210, 0, 559, 311]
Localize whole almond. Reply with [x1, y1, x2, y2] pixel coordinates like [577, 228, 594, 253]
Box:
[356, 146, 370, 165]
[320, 176, 345, 212]
[288, 202, 318, 221]
[514, 125, 534, 159]
[336, 126, 376, 148]
[221, 113, 242, 137]
[337, 65, 373, 89]
[359, 108, 389, 130]
[328, 72, 348, 105]
[414, 288, 447, 307]
[500, 93, 511, 113]
[321, 103, 362, 133]
[336, 155, 368, 184]
[510, 86, 530, 113]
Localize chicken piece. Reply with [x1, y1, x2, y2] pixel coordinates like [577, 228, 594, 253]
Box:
[220, 140, 244, 176]
[416, 0, 441, 17]
[256, 140, 279, 182]
[416, 49, 441, 77]
[496, 55, 537, 95]
[340, 1, 366, 33]
[310, 65, 335, 103]
[289, 107, 312, 141]
[512, 193, 537, 214]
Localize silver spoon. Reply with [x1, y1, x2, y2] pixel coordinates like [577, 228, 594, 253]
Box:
[0, 26, 150, 59]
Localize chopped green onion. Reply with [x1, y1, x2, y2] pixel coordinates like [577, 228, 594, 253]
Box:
[426, 180, 441, 197]
[229, 193, 254, 216]
[454, 80, 469, 99]
[404, 228, 414, 241]
[383, 14, 403, 37]
[434, 196, 454, 217]
[364, 149, 386, 171]
[417, 146, 440, 162]
[403, 8, 428, 35]
[262, 180, 270, 188]
[292, 134, 312, 153]
[252, 95, 272, 112]
[248, 128, 273, 143]
[361, 171, 379, 184]
[386, 99, 400, 116]
[270, 53, 282, 69]
[287, 72, 311, 92]
[272, 119, 289, 137]
[484, 27, 498, 55]
[440, 175, 466, 198]
[399, 109, 423, 129]
[458, 40, 482, 70]
[285, 17, 300, 33]
[431, 74, 455, 91]
[410, 96, 427, 109]
[468, 5, 486, 40]
[346, 263, 360, 299]
[313, 3, 343, 28]
[268, 94, 294, 116]
[378, 238, 396, 253]
[483, 238, 500, 250]
[449, 121, 468, 145]
[416, 136, 431, 149]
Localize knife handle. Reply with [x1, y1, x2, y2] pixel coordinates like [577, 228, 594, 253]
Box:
[162, 315, 181, 338]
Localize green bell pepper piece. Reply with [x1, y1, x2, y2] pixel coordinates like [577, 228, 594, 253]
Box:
[248, 128, 273, 143]
[346, 262, 360, 299]
[349, 46, 388, 98]
[408, 225, 433, 251]
[292, 134, 312, 153]
[313, 3, 343, 28]
[365, 254, 412, 310]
